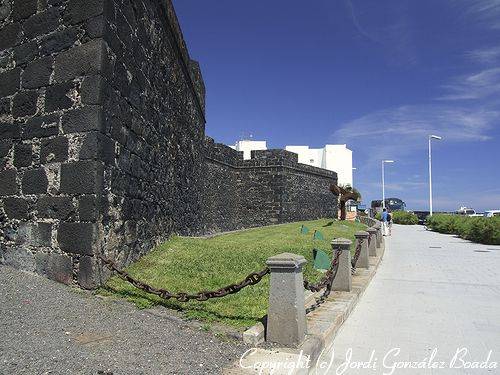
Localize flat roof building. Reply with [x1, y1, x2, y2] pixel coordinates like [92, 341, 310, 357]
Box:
[285, 144, 353, 187]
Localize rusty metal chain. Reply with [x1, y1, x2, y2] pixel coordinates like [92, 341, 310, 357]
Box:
[351, 239, 363, 274]
[305, 250, 341, 313]
[99, 255, 269, 302]
[303, 250, 341, 292]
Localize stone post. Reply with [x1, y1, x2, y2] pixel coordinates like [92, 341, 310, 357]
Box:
[331, 238, 352, 292]
[367, 228, 378, 257]
[266, 253, 307, 346]
[373, 222, 382, 248]
[354, 231, 370, 269]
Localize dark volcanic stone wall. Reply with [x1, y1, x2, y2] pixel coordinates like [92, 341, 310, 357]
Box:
[98, 0, 206, 272]
[202, 139, 338, 233]
[0, 0, 206, 287]
[0, 0, 112, 287]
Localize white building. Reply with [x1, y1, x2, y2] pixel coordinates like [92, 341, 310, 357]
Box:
[285, 144, 353, 187]
[230, 140, 267, 160]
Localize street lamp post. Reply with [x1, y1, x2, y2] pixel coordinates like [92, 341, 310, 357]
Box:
[428, 135, 442, 216]
[382, 160, 394, 210]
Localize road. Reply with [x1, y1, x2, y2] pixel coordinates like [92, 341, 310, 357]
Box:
[313, 224, 500, 375]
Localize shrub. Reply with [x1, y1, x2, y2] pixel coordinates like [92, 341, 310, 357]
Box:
[374, 211, 418, 225]
[392, 211, 419, 225]
[426, 214, 500, 245]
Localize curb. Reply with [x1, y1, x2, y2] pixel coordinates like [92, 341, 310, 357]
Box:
[300, 242, 386, 370]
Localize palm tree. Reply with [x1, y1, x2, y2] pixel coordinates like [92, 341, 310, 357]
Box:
[330, 184, 361, 221]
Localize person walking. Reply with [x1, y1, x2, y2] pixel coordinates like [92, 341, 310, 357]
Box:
[387, 211, 393, 236]
[381, 208, 389, 236]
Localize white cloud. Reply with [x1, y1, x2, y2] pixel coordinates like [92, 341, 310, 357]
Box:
[466, 46, 500, 64]
[456, 0, 500, 29]
[438, 67, 500, 100]
[334, 104, 496, 143]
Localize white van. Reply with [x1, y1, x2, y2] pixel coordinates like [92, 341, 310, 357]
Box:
[484, 210, 500, 218]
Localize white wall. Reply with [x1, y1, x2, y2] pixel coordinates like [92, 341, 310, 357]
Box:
[285, 144, 353, 187]
[231, 140, 267, 160]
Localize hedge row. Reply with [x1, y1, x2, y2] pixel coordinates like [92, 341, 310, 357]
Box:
[426, 214, 500, 245]
[375, 211, 419, 225]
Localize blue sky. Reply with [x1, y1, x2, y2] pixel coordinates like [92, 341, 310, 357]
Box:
[174, 0, 500, 212]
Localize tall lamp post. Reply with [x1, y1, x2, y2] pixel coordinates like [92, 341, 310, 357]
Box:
[428, 135, 442, 216]
[382, 160, 394, 209]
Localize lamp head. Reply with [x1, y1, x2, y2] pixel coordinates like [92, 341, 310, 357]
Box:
[383, 160, 395, 163]
[430, 135, 442, 140]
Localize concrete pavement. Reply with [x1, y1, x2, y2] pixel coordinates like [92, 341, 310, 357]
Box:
[313, 225, 500, 375]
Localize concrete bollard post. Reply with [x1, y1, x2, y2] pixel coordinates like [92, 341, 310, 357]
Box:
[366, 227, 378, 257]
[331, 238, 352, 292]
[373, 222, 382, 248]
[354, 231, 370, 269]
[266, 253, 307, 347]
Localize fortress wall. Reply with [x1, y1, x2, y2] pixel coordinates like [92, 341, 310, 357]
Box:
[202, 140, 338, 233]
[0, 0, 206, 287]
[1, 0, 337, 287]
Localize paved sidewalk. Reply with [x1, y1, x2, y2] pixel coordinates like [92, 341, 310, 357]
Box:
[313, 225, 500, 374]
[0, 266, 248, 375]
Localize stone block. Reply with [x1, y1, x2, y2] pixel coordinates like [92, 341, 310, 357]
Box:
[35, 253, 73, 284]
[2, 246, 35, 271]
[40, 136, 68, 163]
[36, 196, 75, 220]
[12, 0, 37, 21]
[0, 22, 22, 51]
[60, 160, 102, 194]
[81, 75, 106, 105]
[22, 168, 48, 194]
[13, 41, 39, 66]
[16, 222, 52, 247]
[3, 197, 29, 219]
[13, 143, 32, 167]
[0, 2, 11, 21]
[0, 98, 10, 116]
[0, 140, 11, 158]
[57, 222, 95, 255]
[22, 114, 59, 139]
[45, 82, 75, 112]
[54, 39, 106, 82]
[23, 8, 61, 40]
[85, 15, 105, 38]
[78, 195, 98, 221]
[12, 90, 38, 118]
[39, 28, 78, 56]
[77, 255, 95, 289]
[0, 169, 18, 195]
[22, 56, 53, 89]
[0, 68, 21, 98]
[79, 132, 115, 164]
[61, 106, 103, 133]
[0, 122, 20, 139]
[65, 0, 104, 24]
[243, 322, 265, 346]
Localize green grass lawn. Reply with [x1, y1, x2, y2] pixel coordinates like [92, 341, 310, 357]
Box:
[99, 219, 366, 329]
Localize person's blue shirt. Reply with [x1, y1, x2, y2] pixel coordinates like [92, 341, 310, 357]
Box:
[381, 211, 388, 222]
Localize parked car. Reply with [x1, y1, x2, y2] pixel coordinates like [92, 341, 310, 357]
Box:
[484, 210, 500, 217]
[456, 207, 476, 216]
